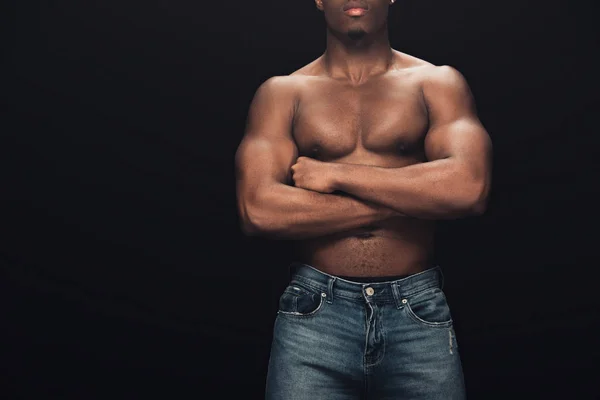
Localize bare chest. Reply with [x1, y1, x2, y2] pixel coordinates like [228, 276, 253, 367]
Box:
[292, 78, 429, 162]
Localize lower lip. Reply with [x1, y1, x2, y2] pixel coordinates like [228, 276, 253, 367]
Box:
[344, 8, 367, 16]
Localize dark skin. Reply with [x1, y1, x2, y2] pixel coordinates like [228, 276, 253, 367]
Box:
[235, 0, 492, 277]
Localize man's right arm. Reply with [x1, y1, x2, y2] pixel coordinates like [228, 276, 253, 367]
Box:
[234, 76, 397, 240]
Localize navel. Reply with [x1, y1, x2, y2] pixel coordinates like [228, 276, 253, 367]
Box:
[354, 232, 375, 239]
[353, 224, 378, 239]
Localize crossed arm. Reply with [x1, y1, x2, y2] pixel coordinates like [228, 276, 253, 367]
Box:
[234, 67, 492, 240]
[291, 66, 492, 220]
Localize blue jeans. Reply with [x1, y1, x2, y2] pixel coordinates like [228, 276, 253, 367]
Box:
[265, 262, 466, 400]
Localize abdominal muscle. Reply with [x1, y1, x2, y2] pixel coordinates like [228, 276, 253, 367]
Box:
[293, 216, 436, 277]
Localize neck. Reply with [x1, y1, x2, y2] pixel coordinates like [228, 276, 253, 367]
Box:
[323, 23, 393, 84]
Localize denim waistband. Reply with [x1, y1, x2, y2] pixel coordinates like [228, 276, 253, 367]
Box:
[288, 262, 444, 306]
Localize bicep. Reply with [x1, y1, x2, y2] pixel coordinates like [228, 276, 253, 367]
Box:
[235, 77, 298, 203]
[235, 134, 297, 195]
[424, 118, 492, 180]
[423, 66, 492, 177]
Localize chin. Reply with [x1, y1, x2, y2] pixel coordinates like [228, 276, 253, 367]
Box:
[346, 27, 367, 40]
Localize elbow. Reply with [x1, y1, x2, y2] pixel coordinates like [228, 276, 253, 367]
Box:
[240, 217, 260, 236]
[237, 195, 261, 236]
[237, 189, 266, 236]
[470, 199, 487, 216]
[239, 206, 265, 237]
[238, 199, 281, 237]
[444, 179, 488, 218]
[466, 180, 490, 216]
[440, 165, 491, 218]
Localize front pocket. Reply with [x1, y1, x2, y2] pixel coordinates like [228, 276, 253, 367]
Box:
[277, 284, 325, 317]
[403, 288, 453, 327]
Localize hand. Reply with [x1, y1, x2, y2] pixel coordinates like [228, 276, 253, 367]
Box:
[290, 156, 337, 193]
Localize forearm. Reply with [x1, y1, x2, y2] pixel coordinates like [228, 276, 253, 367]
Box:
[333, 159, 488, 220]
[242, 184, 399, 240]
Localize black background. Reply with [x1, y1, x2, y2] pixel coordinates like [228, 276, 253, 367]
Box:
[2, 0, 599, 398]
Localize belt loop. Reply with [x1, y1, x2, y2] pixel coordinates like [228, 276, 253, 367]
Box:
[391, 283, 403, 309]
[438, 266, 445, 289]
[326, 277, 336, 304]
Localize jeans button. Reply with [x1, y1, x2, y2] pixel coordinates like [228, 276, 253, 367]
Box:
[365, 287, 374, 296]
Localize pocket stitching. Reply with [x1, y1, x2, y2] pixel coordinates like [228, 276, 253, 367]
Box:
[277, 291, 325, 318]
[403, 291, 453, 328]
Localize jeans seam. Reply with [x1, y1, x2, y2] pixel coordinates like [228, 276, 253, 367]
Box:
[365, 307, 386, 367]
[398, 282, 440, 298]
[403, 301, 453, 328]
[291, 277, 442, 304]
[277, 293, 326, 318]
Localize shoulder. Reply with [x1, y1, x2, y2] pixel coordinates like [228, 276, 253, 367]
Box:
[254, 58, 328, 103]
[414, 65, 477, 118]
[254, 64, 320, 97]
[249, 75, 303, 113]
[388, 50, 469, 90]
[387, 51, 477, 115]
[418, 64, 472, 97]
[255, 75, 298, 97]
[387, 51, 467, 89]
[397, 62, 476, 113]
[250, 57, 327, 115]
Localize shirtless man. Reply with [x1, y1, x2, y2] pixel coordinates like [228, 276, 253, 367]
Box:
[235, 0, 492, 398]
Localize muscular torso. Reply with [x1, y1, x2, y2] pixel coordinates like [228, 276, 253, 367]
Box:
[290, 52, 436, 277]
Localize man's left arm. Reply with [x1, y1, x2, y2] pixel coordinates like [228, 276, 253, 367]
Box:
[330, 66, 492, 220]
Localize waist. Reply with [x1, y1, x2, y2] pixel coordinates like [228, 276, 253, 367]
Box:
[294, 219, 435, 272]
[287, 262, 444, 305]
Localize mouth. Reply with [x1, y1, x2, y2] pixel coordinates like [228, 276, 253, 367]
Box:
[342, 2, 369, 16]
[344, 7, 368, 17]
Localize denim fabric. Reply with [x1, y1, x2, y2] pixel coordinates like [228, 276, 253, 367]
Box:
[265, 262, 466, 400]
